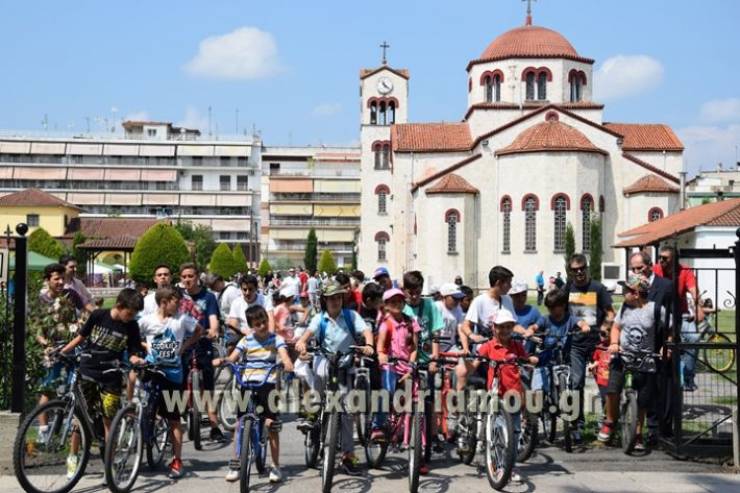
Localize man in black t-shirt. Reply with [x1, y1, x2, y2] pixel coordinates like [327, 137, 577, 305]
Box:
[564, 254, 615, 441]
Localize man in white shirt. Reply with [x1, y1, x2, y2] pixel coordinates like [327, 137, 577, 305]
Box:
[226, 275, 267, 341]
[142, 264, 174, 316]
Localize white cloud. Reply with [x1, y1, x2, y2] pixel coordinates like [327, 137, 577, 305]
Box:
[177, 106, 208, 131]
[677, 124, 740, 174]
[699, 98, 740, 124]
[123, 110, 150, 121]
[593, 55, 664, 101]
[312, 103, 342, 118]
[184, 27, 282, 80]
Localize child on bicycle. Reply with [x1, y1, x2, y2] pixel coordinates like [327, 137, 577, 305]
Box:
[60, 288, 146, 478]
[599, 274, 664, 450]
[477, 309, 538, 484]
[139, 287, 202, 479]
[213, 304, 294, 483]
[295, 281, 374, 476]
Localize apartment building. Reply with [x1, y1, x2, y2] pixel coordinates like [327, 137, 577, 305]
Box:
[0, 121, 261, 256]
[261, 146, 361, 268]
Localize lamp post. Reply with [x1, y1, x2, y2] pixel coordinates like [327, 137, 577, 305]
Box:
[11, 222, 28, 413]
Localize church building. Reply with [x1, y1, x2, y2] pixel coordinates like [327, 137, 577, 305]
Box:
[358, 14, 683, 289]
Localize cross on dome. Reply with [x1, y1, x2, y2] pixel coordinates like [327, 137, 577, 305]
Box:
[522, 0, 537, 26]
[380, 41, 390, 65]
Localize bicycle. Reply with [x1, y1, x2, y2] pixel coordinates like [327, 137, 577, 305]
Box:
[696, 316, 735, 373]
[184, 346, 204, 450]
[13, 352, 122, 493]
[104, 362, 171, 493]
[225, 361, 286, 493]
[364, 357, 428, 493]
[352, 351, 375, 449]
[617, 349, 660, 455]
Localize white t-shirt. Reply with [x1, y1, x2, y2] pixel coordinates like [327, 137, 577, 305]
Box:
[142, 292, 158, 316]
[228, 293, 267, 333]
[464, 292, 516, 337]
[436, 300, 464, 350]
[219, 283, 241, 319]
[139, 312, 197, 382]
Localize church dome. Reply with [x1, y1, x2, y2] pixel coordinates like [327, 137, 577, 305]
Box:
[479, 25, 584, 62]
[497, 113, 607, 156]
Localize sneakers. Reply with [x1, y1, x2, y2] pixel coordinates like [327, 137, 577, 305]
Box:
[419, 463, 429, 475]
[210, 426, 225, 441]
[225, 460, 239, 482]
[168, 458, 184, 479]
[66, 454, 79, 480]
[633, 434, 646, 452]
[297, 418, 314, 433]
[37, 425, 50, 445]
[510, 470, 523, 483]
[597, 422, 613, 443]
[340, 454, 362, 476]
[370, 427, 386, 442]
[269, 467, 283, 483]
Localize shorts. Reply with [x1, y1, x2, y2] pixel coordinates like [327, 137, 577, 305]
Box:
[151, 374, 183, 421]
[237, 383, 278, 421]
[606, 357, 657, 410]
[81, 378, 122, 419]
[39, 361, 72, 395]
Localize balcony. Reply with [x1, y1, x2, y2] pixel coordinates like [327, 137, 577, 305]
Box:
[270, 192, 360, 202]
[269, 218, 360, 227]
[267, 168, 360, 178]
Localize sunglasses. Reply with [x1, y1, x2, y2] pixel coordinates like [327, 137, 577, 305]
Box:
[570, 266, 587, 273]
[659, 255, 671, 262]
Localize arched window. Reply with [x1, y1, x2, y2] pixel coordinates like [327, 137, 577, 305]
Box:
[445, 209, 460, 254]
[370, 101, 378, 125]
[523, 195, 538, 252]
[372, 141, 390, 170]
[379, 101, 387, 125]
[493, 74, 502, 102]
[375, 184, 389, 215]
[375, 231, 389, 261]
[580, 194, 594, 252]
[388, 100, 396, 124]
[382, 143, 390, 169]
[525, 72, 536, 101]
[484, 76, 493, 103]
[648, 207, 664, 222]
[553, 195, 567, 252]
[569, 71, 587, 102]
[373, 142, 381, 169]
[537, 72, 547, 100]
[501, 196, 512, 254]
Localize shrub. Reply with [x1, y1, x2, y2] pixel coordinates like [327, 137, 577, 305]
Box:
[129, 223, 190, 284]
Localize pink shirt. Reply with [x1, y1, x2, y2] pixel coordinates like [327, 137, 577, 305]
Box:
[379, 313, 421, 374]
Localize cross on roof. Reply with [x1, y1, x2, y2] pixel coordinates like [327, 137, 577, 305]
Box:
[380, 41, 390, 65]
[523, 0, 537, 25]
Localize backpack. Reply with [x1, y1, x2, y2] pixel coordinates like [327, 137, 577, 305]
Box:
[317, 308, 359, 348]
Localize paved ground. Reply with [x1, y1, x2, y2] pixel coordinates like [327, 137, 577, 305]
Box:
[2, 416, 739, 493]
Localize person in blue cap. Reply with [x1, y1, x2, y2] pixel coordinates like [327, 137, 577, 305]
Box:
[372, 266, 395, 291]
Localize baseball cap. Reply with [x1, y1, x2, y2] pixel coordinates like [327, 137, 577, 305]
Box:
[373, 266, 390, 279]
[494, 308, 517, 325]
[439, 283, 464, 299]
[428, 285, 441, 296]
[618, 273, 649, 293]
[382, 288, 406, 302]
[509, 280, 528, 295]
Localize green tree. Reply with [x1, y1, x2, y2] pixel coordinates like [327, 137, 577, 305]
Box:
[589, 217, 603, 281]
[209, 243, 238, 278]
[28, 227, 66, 260]
[232, 244, 248, 274]
[564, 222, 576, 272]
[317, 249, 337, 275]
[304, 228, 318, 273]
[258, 258, 272, 277]
[71, 231, 87, 276]
[129, 223, 190, 283]
[174, 221, 216, 271]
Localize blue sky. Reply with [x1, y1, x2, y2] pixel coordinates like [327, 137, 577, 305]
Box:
[2, 0, 739, 174]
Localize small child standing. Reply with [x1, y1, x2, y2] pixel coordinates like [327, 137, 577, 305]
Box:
[588, 330, 611, 427]
[214, 305, 293, 484]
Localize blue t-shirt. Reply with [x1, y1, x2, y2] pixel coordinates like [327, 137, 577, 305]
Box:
[190, 288, 219, 339]
[513, 305, 540, 341]
[535, 313, 579, 365]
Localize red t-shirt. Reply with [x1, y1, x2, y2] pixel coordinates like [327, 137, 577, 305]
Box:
[477, 338, 528, 396]
[653, 263, 696, 314]
[592, 345, 610, 388]
[299, 272, 308, 289]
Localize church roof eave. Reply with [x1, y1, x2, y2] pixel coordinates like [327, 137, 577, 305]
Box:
[411, 153, 483, 193]
[466, 54, 595, 72]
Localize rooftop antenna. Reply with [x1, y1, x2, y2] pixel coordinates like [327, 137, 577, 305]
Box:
[42, 114, 48, 132]
[380, 41, 390, 65]
[523, 0, 537, 26]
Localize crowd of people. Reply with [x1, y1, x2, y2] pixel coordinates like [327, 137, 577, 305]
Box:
[29, 245, 704, 487]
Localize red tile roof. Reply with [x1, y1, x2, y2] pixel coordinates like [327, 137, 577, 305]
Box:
[0, 188, 81, 210]
[425, 173, 479, 195]
[392, 123, 472, 153]
[469, 25, 594, 69]
[604, 123, 684, 151]
[623, 174, 679, 196]
[79, 217, 162, 239]
[497, 118, 607, 156]
[615, 199, 740, 247]
[411, 154, 483, 193]
[360, 66, 410, 80]
[76, 238, 138, 250]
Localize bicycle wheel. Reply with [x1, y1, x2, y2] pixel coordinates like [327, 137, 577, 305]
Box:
[354, 377, 370, 446]
[304, 418, 321, 468]
[621, 392, 639, 454]
[254, 419, 268, 474]
[408, 412, 423, 493]
[218, 378, 238, 432]
[364, 412, 388, 469]
[104, 404, 144, 493]
[558, 374, 573, 453]
[457, 412, 477, 465]
[703, 333, 735, 373]
[485, 410, 516, 491]
[146, 415, 169, 469]
[321, 411, 339, 493]
[517, 408, 538, 462]
[239, 418, 254, 493]
[423, 396, 433, 463]
[189, 371, 202, 451]
[14, 400, 92, 493]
